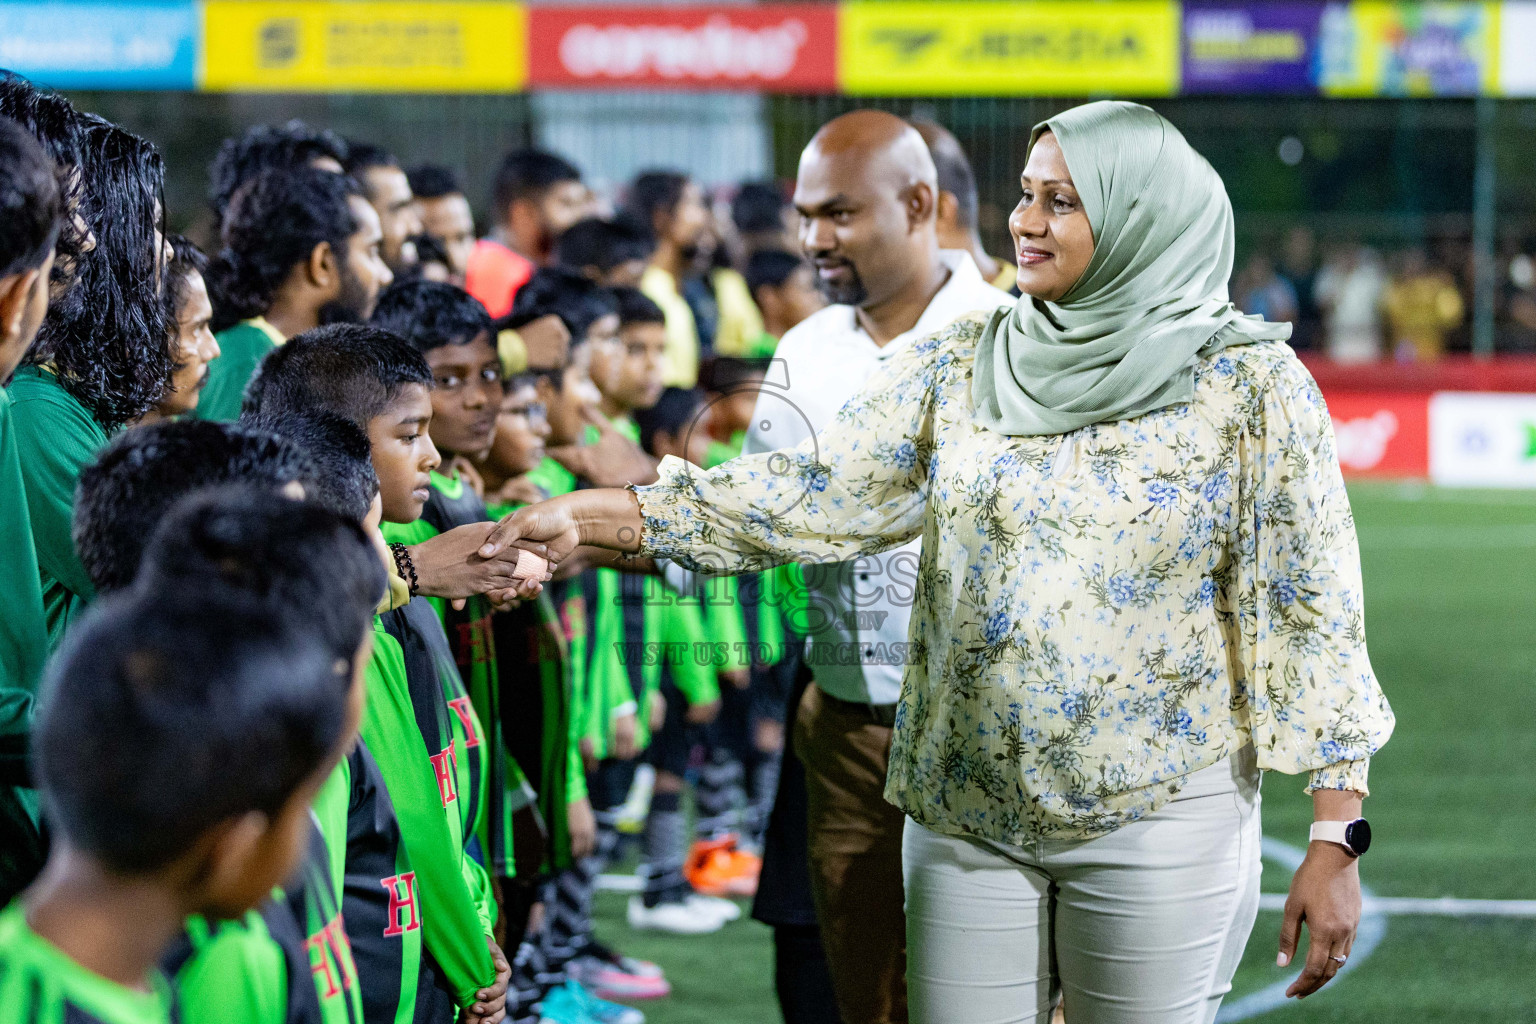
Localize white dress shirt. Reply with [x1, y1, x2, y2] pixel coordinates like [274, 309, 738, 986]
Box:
[742, 250, 1011, 705]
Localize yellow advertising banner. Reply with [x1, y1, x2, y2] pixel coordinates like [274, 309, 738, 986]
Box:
[201, 1, 526, 92]
[838, 1, 1181, 96]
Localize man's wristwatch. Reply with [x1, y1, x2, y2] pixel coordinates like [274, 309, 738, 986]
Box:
[1309, 818, 1372, 857]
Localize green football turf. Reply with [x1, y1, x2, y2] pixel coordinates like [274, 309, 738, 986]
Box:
[590, 483, 1536, 1022]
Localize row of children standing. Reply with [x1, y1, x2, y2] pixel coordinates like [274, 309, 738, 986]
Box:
[0, 75, 825, 1024]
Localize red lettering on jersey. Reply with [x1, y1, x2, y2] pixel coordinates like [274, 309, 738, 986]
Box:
[446, 696, 482, 748]
[305, 932, 341, 998]
[454, 616, 493, 669]
[430, 746, 458, 805]
[305, 912, 356, 999]
[381, 872, 422, 937]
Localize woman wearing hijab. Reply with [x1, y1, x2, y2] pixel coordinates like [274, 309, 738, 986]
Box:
[485, 102, 1394, 1023]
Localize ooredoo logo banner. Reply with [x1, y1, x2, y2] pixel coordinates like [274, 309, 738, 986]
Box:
[527, 4, 838, 91]
[1324, 391, 1429, 478]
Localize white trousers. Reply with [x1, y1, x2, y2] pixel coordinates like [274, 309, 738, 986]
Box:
[903, 747, 1262, 1024]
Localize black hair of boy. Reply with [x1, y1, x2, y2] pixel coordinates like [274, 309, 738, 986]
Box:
[633, 386, 705, 457]
[136, 485, 385, 665]
[406, 163, 461, 201]
[699, 355, 772, 395]
[0, 116, 61, 283]
[31, 119, 171, 431]
[744, 249, 804, 296]
[164, 232, 208, 323]
[205, 165, 362, 333]
[492, 149, 581, 219]
[554, 214, 655, 275]
[731, 182, 788, 236]
[208, 120, 349, 228]
[507, 266, 618, 341]
[624, 170, 690, 229]
[371, 279, 491, 356]
[0, 76, 86, 294]
[611, 285, 666, 328]
[73, 420, 316, 594]
[405, 232, 451, 274]
[342, 140, 397, 178]
[241, 410, 379, 522]
[34, 588, 348, 874]
[242, 322, 432, 428]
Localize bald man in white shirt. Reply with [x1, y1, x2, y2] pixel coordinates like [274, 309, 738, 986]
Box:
[745, 110, 1010, 1024]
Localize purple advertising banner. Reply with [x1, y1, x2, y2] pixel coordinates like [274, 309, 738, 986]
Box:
[1182, 2, 1324, 93]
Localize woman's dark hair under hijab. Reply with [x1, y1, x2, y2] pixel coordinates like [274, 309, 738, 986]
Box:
[34, 587, 348, 875]
[29, 118, 171, 432]
[206, 165, 361, 334]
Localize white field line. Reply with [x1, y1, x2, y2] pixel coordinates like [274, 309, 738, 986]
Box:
[1257, 892, 1536, 917]
[1355, 523, 1536, 547]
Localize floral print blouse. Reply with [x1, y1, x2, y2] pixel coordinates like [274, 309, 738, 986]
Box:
[633, 313, 1394, 843]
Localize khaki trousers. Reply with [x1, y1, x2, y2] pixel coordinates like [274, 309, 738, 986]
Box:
[793, 683, 909, 1024]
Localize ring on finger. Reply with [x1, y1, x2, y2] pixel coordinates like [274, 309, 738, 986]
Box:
[1329, 954, 1347, 964]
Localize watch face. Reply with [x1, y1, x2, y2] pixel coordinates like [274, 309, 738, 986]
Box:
[1345, 818, 1372, 855]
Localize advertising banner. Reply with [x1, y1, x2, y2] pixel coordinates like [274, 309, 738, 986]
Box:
[1428, 392, 1536, 488]
[1499, 1, 1536, 95]
[838, 0, 1181, 96]
[200, 0, 526, 92]
[1317, 0, 1498, 97]
[527, 5, 837, 92]
[0, 0, 196, 89]
[1324, 391, 1430, 478]
[1181, 2, 1324, 93]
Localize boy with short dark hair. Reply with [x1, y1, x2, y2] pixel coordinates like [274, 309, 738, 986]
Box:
[742, 250, 822, 355]
[407, 164, 476, 285]
[244, 323, 513, 1023]
[0, 582, 360, 1024]
[554, 215, 656, 290]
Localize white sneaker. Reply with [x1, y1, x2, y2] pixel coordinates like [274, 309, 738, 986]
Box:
[685, 893, 742, 923]
[615, 764, 655, 834]
[626, 895, 725, 935]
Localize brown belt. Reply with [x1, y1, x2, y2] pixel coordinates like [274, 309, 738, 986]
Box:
[815, 685, 898, 728]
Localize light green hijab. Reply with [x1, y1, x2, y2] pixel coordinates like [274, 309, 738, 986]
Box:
[972, 101, 1291, 437]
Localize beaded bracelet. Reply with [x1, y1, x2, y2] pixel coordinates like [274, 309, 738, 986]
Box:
[389, 542, 419, 595]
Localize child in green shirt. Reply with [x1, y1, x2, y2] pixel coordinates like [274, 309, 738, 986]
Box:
[0, 574, 363, 1024]
[241, 324, 520, 1023]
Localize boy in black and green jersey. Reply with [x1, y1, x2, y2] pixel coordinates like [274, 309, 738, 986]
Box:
[0, 113, 63, 907]
[242, 324, 515, 1023]
[0, 572, 362, 1024]
[72, 424, 379, 1024]
[371, 280, 533, 898]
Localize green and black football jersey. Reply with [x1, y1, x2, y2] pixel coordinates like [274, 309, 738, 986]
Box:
[165, 818, 359, 1024]
[0, 900, 177, 1024]
[358, 622, 494, 1012]
[337, 744, 453, 1024]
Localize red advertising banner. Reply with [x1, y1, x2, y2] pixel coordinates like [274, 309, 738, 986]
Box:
[1323, 391, 1430, 478]
[527, 4, 838, 91]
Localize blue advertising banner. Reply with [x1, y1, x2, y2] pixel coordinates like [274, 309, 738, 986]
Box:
[0, 1, 197, 89]
[1181, 2, 1325, 93]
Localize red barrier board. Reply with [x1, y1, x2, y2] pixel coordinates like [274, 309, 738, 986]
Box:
[527, 4, 838, 91]
[1323, 391, 1430, 478]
